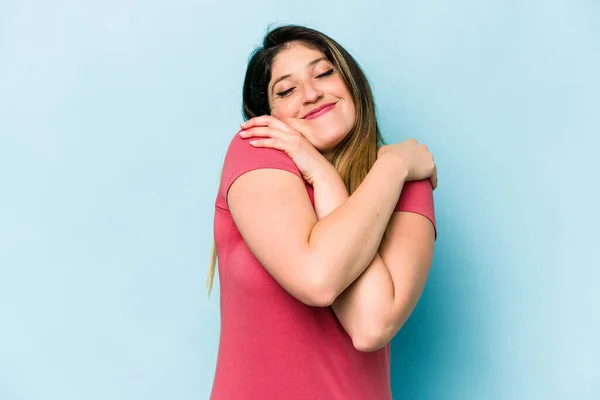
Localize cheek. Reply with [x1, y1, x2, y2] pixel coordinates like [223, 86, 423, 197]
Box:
[344, 94, 356, 125]
[335, 84, 355, 119]
[347, 102, 356, 125]
[271, 101, 297, 119]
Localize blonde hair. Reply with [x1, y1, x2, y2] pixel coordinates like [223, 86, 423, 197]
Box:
[206, 25, 385, 296]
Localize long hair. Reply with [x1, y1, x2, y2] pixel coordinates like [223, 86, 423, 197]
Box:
[206, 25, 385, 295]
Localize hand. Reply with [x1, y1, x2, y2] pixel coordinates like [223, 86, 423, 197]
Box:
[378, 138, 438, 189]
[239, 115, 332, 186]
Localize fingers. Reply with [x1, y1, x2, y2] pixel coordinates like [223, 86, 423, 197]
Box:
[239, 126, 296, 154]
[241, 115, 291, 133]
[429, 164, 438, 190]
[240, 115, 310, 143]
[430, 152, 437, 190]
[240, 115, 272, 129]
[247, 134, 296, 153]
[281, 117, 309, 134]
[239, 126, 284, 141]
[239, 115, 309, 151]
[430, 176, 437, 190]
[248, 138, 282, 150]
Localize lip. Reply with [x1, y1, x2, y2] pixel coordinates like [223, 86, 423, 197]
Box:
[303, 102, 337, 120]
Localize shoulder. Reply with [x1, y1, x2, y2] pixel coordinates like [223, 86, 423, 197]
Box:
[224, 133, 298, 170]
[217, 132, 303, 209]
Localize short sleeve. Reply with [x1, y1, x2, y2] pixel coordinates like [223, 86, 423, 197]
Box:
[216, 133, 303, 211]
[394, 179, 437, 239]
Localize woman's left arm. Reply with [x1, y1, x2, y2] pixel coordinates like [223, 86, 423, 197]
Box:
[238, 115, 435, 352]
[313, 166, 435, 353]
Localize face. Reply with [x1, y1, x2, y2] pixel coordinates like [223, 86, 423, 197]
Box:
[267, 42, 356, 158]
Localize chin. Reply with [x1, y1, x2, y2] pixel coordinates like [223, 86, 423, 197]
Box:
[309, 120, 353, 152]
[315, 134, 348, 154]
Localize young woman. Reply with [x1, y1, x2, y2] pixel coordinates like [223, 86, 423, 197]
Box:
[208, 25, 438, 400]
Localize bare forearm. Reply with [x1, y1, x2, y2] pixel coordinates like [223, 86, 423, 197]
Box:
[308, 154, 406, 299]
[347, 216, 434, 351]
[310, 165, 397, 349]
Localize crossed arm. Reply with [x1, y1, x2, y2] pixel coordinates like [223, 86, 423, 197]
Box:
[228, 146, 435, 352]
[312, 167, 435, 352]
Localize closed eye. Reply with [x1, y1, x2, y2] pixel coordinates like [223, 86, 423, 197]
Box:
[276, 88, 294, 98]
[275, 69, 334, 98]
[317, 69, 334, 78]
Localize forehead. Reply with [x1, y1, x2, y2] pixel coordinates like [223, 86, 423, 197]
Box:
[271, 43, 327, 74]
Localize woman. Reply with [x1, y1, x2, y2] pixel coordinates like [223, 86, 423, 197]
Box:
[208, 25, 437, 399]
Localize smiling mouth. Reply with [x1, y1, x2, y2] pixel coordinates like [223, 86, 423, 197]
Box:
[304, 102, 337, 120]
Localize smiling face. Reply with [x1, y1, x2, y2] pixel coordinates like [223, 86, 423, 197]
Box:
[267, 42, 356, 158]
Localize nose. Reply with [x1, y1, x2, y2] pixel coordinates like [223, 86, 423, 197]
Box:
[301, 81, 323, 104]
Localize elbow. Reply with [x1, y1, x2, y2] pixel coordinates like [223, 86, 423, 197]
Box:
[353, 305, 414, 352]
[351, 328, 390, 353]
[351, 314, 400, 353]
[299, 282, 337, 308]
[298, 287, 335, 307]
[302, 294, 335, 308]
[298, 267, 339, 308]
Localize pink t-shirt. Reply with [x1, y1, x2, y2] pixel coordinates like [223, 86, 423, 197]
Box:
[210, 134, 436, 400]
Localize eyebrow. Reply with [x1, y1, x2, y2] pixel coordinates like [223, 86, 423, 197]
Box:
[270, 57, 329, 95]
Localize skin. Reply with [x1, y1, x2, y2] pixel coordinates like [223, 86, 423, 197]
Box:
[266, 42, 355, 160]
[237, 42, 436, 351]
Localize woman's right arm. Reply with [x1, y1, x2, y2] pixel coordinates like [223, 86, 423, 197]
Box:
[228, 153, 406, 307]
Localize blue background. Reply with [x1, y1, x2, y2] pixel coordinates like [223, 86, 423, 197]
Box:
[1, 0, 598, 399]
